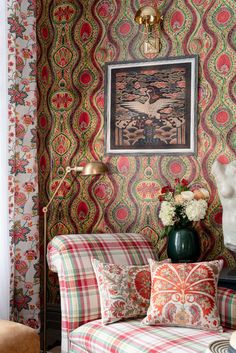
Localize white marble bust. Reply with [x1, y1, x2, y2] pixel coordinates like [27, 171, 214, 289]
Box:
[212, 159, 236, 252]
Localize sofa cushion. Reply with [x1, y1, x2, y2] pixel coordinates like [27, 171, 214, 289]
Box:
[217, 287, 236, 329]
[143, 259, 223, 332]
[69, 319, 232, 353]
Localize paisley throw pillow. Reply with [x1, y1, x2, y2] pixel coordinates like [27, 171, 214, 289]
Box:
[142, 259, 223, 332]
[92, 258, 169, 324]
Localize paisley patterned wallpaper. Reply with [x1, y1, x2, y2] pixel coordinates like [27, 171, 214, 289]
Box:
[37, 0, 236, 301]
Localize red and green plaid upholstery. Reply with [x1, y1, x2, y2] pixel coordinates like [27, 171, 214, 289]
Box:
[69, 319, 232, 353]
[217, 287, 236, 330]
[47, 233, 158, 353]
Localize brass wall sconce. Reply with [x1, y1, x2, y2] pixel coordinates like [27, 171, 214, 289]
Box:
[134, 6, 163, 56]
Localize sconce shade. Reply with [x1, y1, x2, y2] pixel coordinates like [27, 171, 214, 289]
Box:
[81, 161, 108, 176]
[135, 6, 161, 27]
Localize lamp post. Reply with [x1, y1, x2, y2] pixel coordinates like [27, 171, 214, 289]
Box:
[42, 161, 108, 353]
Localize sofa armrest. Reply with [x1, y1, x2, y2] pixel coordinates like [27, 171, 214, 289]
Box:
[47, 232, 158, 353]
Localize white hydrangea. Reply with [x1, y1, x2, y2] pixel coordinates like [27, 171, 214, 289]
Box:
[159, 201, 176, 226]
[185, 199, 208, 222]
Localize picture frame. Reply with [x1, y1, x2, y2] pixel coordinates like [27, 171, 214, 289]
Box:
[104, 55, 198, 155]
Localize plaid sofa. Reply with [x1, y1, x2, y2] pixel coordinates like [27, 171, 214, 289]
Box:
[47, 233, 233, 353]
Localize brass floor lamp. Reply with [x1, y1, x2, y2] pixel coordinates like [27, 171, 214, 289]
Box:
[42, 161, 108, 353]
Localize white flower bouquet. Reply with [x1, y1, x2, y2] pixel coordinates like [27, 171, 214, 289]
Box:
[159, 178, 209, 236]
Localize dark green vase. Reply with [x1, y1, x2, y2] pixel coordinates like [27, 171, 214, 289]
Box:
[167, 226, 200, 263]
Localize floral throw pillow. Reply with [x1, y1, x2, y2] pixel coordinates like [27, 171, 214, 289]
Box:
[142, 259, 223, 332]
[92, 258, 169, 324]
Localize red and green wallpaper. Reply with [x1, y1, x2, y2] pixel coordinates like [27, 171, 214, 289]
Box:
[37, 0, 236, 302]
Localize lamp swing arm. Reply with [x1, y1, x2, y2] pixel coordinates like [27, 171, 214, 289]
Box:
[42, 166, 83, 214]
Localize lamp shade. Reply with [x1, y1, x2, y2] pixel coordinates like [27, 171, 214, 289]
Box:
[135, 6, 161, 27]
[81, 161, 108, 176]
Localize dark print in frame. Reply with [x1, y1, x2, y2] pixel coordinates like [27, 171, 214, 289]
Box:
[105, 55, 198, 155]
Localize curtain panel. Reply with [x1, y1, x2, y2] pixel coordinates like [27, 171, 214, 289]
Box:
[0, 0, 10, 320]
[8, 0, 40, 329]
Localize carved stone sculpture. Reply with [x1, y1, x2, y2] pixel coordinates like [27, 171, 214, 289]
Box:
[212, 159, 236, 252]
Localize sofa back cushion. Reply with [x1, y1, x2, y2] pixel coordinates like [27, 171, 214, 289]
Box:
[217, 287, 236, 329]
[47, 233, 158, 334]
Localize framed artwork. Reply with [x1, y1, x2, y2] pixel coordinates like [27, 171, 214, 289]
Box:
[104, 55, 198, 155]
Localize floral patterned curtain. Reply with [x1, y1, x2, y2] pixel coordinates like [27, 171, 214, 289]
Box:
[0, 0, 10, 321]
[8, 0, 40, 328]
